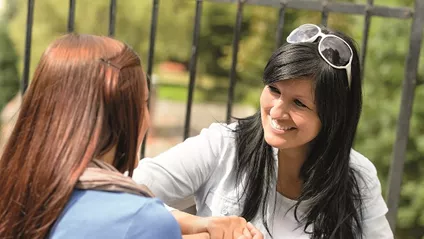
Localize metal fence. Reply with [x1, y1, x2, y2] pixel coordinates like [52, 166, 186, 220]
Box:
[19, 0, 424, 232]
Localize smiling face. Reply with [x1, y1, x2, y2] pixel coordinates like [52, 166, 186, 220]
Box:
[260, 78, 321, 152]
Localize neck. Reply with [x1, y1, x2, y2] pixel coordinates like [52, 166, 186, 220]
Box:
[276, 146, 308, 199]
[98, 145, 117, 166]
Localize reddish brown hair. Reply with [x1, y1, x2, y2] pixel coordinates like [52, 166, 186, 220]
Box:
[0, 34, 147, 238]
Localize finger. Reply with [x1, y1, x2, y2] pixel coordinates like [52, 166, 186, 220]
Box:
[253, 234, 263, 239]
[232, 225, 245, 239]
[183, 232, 211, 239]
[242, 228, 253, 239]
[226, 216, 239, 239]
[236, 236, 249, 239]
[246, 222, 256, 232]
[231, 217, 248, 239]
[210, 230, 225, 239]
[246, 223, 263, 239]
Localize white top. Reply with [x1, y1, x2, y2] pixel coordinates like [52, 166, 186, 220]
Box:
[133, 123, 393, 239]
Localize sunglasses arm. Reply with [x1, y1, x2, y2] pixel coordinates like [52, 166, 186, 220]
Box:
[346, 64, 352, 89]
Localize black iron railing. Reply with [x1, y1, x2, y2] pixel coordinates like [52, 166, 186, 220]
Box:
[18, 0, 424, 231]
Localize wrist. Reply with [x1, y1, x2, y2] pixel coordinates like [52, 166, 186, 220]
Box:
[172, 210, 207, 235]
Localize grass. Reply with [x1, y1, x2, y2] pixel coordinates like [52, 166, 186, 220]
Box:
[155, 83, 204, 103]
[152, 69, 226, 103]
[151, 68, 261, 107]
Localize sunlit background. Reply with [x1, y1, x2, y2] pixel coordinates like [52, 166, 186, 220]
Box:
[0, 0, 423, 238]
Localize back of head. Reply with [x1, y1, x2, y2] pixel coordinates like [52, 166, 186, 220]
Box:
[0, 34, 147, 238]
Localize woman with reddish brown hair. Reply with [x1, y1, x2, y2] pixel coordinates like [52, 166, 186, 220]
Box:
[0, 34, 182, 238]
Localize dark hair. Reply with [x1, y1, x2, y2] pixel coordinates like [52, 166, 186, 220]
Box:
[0, 34, 147, 238]
[234, 27, 364, 238]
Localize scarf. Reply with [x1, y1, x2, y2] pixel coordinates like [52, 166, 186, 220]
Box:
[75, 159, 153, 198]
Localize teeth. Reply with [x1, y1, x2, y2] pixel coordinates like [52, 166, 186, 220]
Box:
[271, 119, 295, 131]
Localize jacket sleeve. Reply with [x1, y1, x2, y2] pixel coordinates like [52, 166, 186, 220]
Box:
[124, 199, 182, 239]
[132, 123, 227, 205]
[355, 156, 394, 238]
[361, 179, 394, 238]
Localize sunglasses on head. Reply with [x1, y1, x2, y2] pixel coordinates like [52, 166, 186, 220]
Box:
[286, 24, 353, 89]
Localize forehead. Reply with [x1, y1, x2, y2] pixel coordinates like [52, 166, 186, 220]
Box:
[272, 78, 315, 98]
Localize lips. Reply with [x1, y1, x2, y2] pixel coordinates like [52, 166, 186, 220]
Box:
[270, 117, 297, 132]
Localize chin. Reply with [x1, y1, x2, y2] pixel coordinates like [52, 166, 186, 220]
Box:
[264, 133, 289, 149]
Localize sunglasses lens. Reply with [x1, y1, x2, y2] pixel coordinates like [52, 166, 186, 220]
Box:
[319, 36, 351, 66]
[287, 24, 320, 43]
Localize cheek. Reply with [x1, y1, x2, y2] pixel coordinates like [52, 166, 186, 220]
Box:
[259, 89, 266, 107]
[294, 113, 321, 134]
[260, 89, 271, 122]
[260, 88, 273, 110]
[306, 115, 321, 137]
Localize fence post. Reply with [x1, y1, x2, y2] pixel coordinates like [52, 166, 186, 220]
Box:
[21, 0, 35, 94]
[108, 0, 117, 37]
[226, 0, 244, 123]
[67, 0, 76, 33]
[386, 0, 424, 231]
[183, 0, 203, 140]
[140, 0, 160, 158]
[359, 0, 373, 81]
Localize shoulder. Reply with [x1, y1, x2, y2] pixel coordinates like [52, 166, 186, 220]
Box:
[201, 122, 237, 139]
[125, 197, 182, 239]
[349, 149, 378, 181]
[50, 190, 181, 238]
[349, 149, 382, 194]
[69, 189, 155, 212]
[194, 122, 238, 156]
[348, 149, 390, 221]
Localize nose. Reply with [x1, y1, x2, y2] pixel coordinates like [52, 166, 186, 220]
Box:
[269, 98, 290, 120]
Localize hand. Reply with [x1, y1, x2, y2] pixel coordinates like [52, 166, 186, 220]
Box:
[181, 223, 263, 239]
[183, 232, 210, 239]
[172, 210, 263, 239]
[193, 215, 249, 239]
[245, 222, 263, 239]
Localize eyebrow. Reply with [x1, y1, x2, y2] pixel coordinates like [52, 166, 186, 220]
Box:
[294, 94, 314, 103]
[270, 83, 315, 103]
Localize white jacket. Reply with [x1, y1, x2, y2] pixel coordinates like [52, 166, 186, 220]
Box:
[133, 123, 393, 238]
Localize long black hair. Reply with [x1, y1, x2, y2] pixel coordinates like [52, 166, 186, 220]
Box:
[234, 27, 364, 238]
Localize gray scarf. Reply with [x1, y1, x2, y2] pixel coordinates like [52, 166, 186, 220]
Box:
[75, 159, 153, 198]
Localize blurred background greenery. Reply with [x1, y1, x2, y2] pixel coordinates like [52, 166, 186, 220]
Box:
[0, 0, 423, 237]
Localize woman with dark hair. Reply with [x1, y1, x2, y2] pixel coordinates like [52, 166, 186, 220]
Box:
[134, 24, 394, 238]
[0, 34, 183, 238]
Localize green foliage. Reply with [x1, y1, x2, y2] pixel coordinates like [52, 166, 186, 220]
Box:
[353, 1, 424, 237]
[5, 0, 424, 237]
[0, 25, 19, 111]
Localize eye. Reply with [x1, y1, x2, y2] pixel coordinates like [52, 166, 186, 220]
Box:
[294, 99, 307, 108]
[268, 85, 280, 94]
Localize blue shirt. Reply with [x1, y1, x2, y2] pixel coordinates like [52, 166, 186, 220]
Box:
[49, 189, 182, 239]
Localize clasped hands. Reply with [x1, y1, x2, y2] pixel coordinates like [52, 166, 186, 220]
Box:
[176, 212, 264, 239]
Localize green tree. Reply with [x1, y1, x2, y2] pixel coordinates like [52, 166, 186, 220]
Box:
[0, 26, 20, 111]
[0, 0, 20, 112]
[6, 0, 424, 237]
[8, 0, 196, 79]
[352, 0, 424, 238]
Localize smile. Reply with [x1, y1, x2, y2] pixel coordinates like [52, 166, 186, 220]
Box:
[270, 117, 297, 133]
